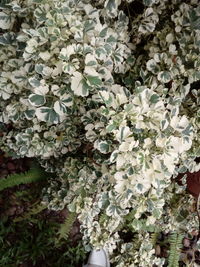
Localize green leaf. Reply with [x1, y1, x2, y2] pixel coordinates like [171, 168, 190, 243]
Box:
[189, 9, 200, 30]
[143, 0, 157, 6]
[99, 27, 108, 38]
[110, 151, 118, 163]
[168, 233, 183, 267]
[104, 0, 121, 17]
[100, 143, 109, 153]
[192, 71, 200, 82]
[29, 94, 46, 107]
[19, 146, 28, 155]
[35, 107, 59, 124]
[160, 119, 169, 130]
[124, 104, 133, 112]
[0, 11, 12, 29]
[0, 32, 15, 45]
[106, 124, 116, 132]
[29, 77, 41, 88]
[86, 75, 102, 87]
[136, 183, 144, 192]
[71, 72, 92, 97]
[107, 35, 116, 43]
[84, 20, 94, 32]
[146, 59, 160, 74]
[56, 212, 76, 241]
[157, 71, 172, 83]
[150, 94, 159, 104]
[0, 0, 10, 9]
[106, 204, 127, 217]
[0, 165, 48, 191]
[34, 6, 47, 23]
[182, 124, 193, 137]
[24, 109, 36, 120]
[86, 60, 97, 67]
[82, 79, 92, 96]
[54, 101, 67, 116]
[35, 64, 44, 74]
[95, 47, 107, 58]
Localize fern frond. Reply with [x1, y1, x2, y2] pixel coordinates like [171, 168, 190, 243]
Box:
[168, 232, 183, 267]
[0, 165, 48, 191]
[56, 212, 76, 242]
[14, 201, 47, 222]
[150, 232, 159, 246]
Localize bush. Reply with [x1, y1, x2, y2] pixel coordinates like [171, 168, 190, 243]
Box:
[0, 0, 200, 265]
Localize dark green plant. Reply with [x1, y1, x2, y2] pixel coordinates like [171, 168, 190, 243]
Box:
[149, 232, 160, 247]
[0, 172, 86, 267]
[0, 210, 86, 267]
[167, 232, 183, 267]
[14, 201, 47, 222]
[0, 164, 48, 191]
[55, 211, 77, 244]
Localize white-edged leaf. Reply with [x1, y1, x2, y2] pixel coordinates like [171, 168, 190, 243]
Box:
[54, 95, 73, 115]
[85, 54, 97, 67]
[71, 72, 91, 97]
[35, 107, 59, 124]
[150, 94, 159, 103]
[157, 71, 172, 83]
[160, 119, 169, 131]
[28, 94, 46, 107]
[86, 75, 102, 87]
[35, 64, 44, 74]
[0, 32, 15, 45]
[0, 12, 12, 29]
[59, 45, 75, 60]
[95, 140, 111, 154]
[28, 77, 41, 88]
[24, 109, 36, 120]
[104, 0, 122, 17]
[54, 101, 67, 116]
[146, 59, 160, 74]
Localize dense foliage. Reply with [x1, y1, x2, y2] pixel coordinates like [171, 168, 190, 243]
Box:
[0, 0, 200, 265]
[0, 185, 86, 267]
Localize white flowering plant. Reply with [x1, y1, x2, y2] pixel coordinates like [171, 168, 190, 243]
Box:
[0, 0, 200, 265]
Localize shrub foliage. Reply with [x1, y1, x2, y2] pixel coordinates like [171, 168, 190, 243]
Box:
[0, 0, 200, 265]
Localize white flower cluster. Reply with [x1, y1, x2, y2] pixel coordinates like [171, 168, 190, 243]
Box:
[0, 0, 200, 265]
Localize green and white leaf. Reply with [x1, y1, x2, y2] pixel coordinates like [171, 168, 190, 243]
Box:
[0, 32, 15, 45]
[104, 0, 122, 18]
[85, 54, 97, 67]
[54, 94, 73, 116]
[28, 77, 41, 88]
[139, 8, 159, 33]
[71, 72, 91, 97]
[157, 71, 172, 83]
[94, 140, 111, 154]
[146, 59, 160, 74]
[35, 107, 59, 124]
[0, 12, 13, 29]
[28, 94, 46, 107]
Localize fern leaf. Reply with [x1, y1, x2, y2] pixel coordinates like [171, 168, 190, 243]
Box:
[14, 201, 47, 222]
[0, 166, 48, 191]
[150, 232, 159, 246]
[56, 212, 76, 242]
[168, 232, 183, 267]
